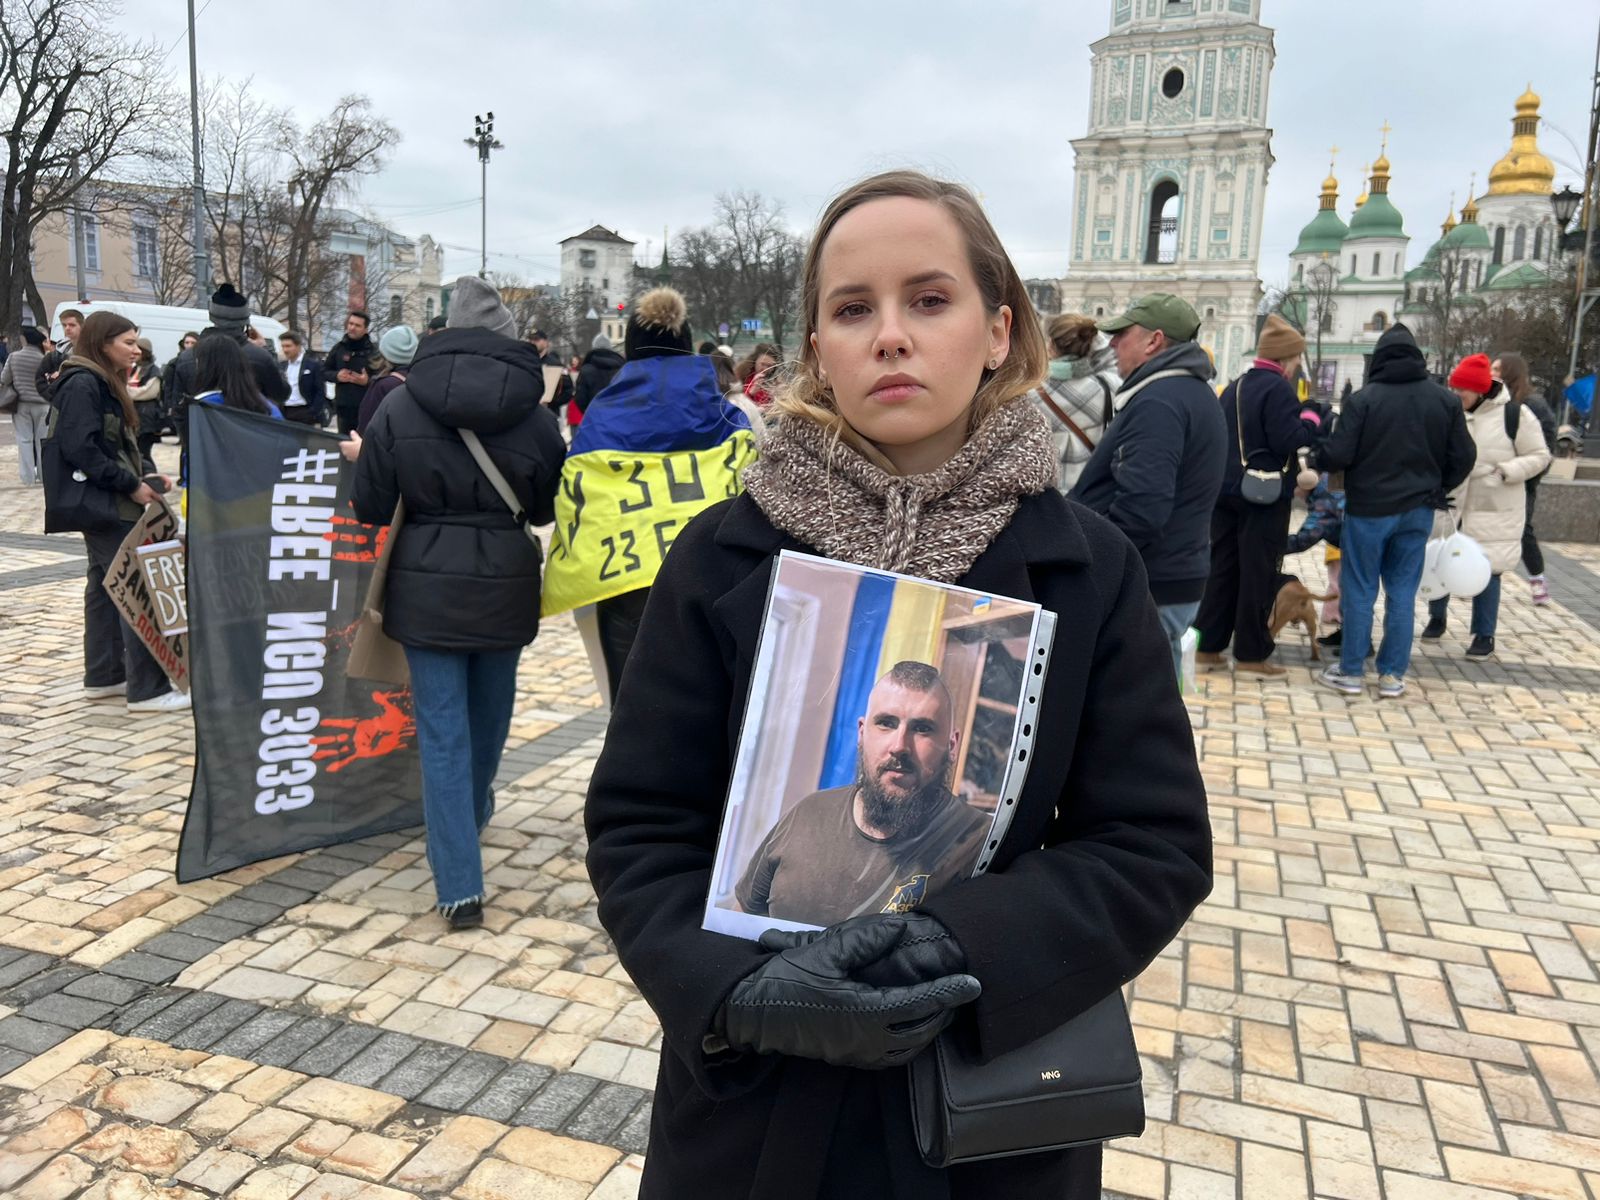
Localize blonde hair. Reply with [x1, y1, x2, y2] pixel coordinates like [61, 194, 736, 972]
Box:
[769, 170, 1048, 441]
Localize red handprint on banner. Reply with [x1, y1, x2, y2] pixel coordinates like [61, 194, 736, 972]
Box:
[324, 515, 390, 563]
[311, 689, 415, 772]
[324, 618, 362, 653]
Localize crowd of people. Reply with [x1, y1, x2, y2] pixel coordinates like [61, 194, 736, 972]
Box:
[3, 164, 1575, 1197]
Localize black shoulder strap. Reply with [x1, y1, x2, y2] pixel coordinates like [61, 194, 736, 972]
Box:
[1504, 399, 1520, 443]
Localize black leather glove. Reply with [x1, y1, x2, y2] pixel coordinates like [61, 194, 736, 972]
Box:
[718, 915, 980, 1070]
[759, 911, 967, 989]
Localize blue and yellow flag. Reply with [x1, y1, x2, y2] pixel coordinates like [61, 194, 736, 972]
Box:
[542, 356, 755, 616]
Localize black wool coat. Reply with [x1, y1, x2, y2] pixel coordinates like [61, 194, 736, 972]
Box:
[584, 489, 1214, 1200]
[350, 328, 566, 653]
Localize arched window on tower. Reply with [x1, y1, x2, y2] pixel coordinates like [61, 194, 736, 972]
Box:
[1395, 253, 1402, 274]
[1144, 180, 1180, 265]
[1371, 311, 1388, 332]
[1493, 227, 1505, 264]
[1373, 252, 1381, 276]
[1513, 226, 1527, 261]
[1534, 226, 1544, 260]
[1296, 263, 1304, 281]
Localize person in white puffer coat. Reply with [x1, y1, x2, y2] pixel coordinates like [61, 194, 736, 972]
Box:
[1033, 313, 1121, 492]
[1422, 353, 1550, 659]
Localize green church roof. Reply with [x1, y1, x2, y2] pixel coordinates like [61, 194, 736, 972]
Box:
[1292, 208, 1349, 256]
[1345, 192, 1406, 240]
[1480, 262, 1547, 291]
[1442, 219, 1492, 252]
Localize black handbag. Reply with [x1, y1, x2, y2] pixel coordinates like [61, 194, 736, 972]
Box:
[41, 436, 123, 533]
[909, 988, 1144, 1166]
[1236, 378, 1285, 506]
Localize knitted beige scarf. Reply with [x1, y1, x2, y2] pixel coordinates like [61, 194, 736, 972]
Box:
[741, 397, 1058, 583]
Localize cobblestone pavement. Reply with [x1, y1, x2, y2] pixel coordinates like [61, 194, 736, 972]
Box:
[3, 427, 1600, 1198]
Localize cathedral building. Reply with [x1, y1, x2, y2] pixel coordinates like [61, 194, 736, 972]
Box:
[1284, 88, 1560, 392]
[1055, 0, 1275, 377]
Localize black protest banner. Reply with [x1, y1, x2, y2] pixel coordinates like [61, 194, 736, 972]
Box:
[177, 404, 422, 882]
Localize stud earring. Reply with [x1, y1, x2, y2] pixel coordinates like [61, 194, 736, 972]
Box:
[988, 358, 999, 370]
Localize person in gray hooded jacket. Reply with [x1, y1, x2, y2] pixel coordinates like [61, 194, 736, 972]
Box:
[1034, 313, 1120, 492]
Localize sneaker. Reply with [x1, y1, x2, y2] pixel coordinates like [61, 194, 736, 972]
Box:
[1530, 577, 1551, 606]
[1421, 616, 1447, 641]
[1318, 665, 1363, 695]
[1466, 636, 1495, 659]
[83, 681, 127, 699]
[1234, 660, 1287, 678]
[1378, 674, 1406, 699]
[128, 690, 191, 713]
[446, 900, 484, 930]
[1316, 627, 1343, 649]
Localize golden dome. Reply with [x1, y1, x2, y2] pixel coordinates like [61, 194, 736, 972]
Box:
[1442, 204, 1457, 235]
[1487, 85, 1555, 196]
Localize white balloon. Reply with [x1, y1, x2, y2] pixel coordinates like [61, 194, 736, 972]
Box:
[1438, 532, 1492, 597]
[1416, 538, 1449, 600]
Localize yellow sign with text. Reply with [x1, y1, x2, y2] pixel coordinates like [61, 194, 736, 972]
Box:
[541, 432, 757, 616]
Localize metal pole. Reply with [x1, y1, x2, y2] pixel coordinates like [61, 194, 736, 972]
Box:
[480, 156, 487, 279]
[69, 157, 87, 302]
[187, 0, 209, 305]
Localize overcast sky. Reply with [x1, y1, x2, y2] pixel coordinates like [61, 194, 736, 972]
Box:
[122, 0, 1596, 294]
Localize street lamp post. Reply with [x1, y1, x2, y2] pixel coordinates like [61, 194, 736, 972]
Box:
[186, 0, 209, 305]
[464, 114, 504, 279]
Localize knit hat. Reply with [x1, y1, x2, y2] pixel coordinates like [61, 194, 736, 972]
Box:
[447, 275, 516, 339]
[1255, 313, 1306, 362]
[592, 332, 613, 351]
[209, 283, 250, 332]
[625, 287, 694, 360]
[1449, 353, 1494, 395]
[426, 314, 448, 332]
[379, 325, 418, 367]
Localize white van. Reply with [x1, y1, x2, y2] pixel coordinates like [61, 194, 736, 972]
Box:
[50, 300, 287, 366]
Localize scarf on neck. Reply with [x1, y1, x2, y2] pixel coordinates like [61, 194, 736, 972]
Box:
[741, 397, 1057, 583]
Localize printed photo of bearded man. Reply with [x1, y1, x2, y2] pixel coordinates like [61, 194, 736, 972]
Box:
[735, 660, 992, 925]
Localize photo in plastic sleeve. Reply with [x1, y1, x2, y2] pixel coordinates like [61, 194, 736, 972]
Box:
[703, 552, 1042, 942]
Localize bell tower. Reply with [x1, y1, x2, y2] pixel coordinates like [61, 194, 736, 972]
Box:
[1057, 0, 1276, 375]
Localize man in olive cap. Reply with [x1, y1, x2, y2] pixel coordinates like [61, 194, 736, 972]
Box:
[1070, 293, 1227, 679]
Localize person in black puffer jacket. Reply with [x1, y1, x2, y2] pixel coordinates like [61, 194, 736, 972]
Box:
[573, 333, 625, 416]
[352, 275, 566, 930]
[49, 311, 185, 712]
[1194, 314, 1322, 675]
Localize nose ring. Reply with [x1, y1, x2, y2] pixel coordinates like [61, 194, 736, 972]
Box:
[879, 348, 903, 360]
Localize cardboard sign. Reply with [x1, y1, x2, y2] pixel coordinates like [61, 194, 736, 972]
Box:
[543, 366, 566, 404]
[102, 500, 190, 692]
[136, 539, 189, 636]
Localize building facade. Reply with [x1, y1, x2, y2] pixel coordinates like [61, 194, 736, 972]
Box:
[1056, 0, 1275, 376]
[559, 225, 636, 310]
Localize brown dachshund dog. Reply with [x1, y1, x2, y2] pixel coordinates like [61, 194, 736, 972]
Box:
[1270, 575, 1338, 661]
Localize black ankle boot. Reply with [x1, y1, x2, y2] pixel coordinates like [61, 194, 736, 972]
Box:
[1421, 615, 1447, 641]
[446, 900, 483, 930]
[1466, 636, 1494, 659]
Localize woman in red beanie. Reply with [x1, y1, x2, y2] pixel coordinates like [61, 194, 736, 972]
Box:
[1422, 353, 1550, 657]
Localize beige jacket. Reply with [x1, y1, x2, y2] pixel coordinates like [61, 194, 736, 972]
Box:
[1445, 388, 1551, 574]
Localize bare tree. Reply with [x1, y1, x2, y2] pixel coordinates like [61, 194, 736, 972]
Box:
[0, 0, 176, 336]
[281, 97, 399, 332]
[670, 194, 805, 352]
[1414, 246, 1481, 374]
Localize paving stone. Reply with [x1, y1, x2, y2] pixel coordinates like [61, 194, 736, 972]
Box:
[1, 963, 91, 1005]
[289, 1020, 382, 1075]
[175, 1146, 259, 1193]
[138, 931, 227, 963]
[497, 1126, 621, 1184]
[0, 951, 54, 990]
[172, 914, 258, 942]
[0, 1014, 73, 1054]
[462, 1061, 554, 1123]
[514, 1070, 601, 1131]
[233, 1162, 321, 1200]
[457, 1157, 590, 1200]
[375, 1039, 466, 1100]
[613, 1104, 651, 1156]
[20, 993, 115, 1031]
[0, 1045, 30, 1075]
[318, 842, 390, 864]
[265, 866, 344, 893]
[416, 1050, 507, 1111]
[280, 1077, 407, 1128]
[389, 1114, 505, 1190]
[171, 998, 265, 1051]
[236, 880, 318, 908]
[61, 974, 148, 1006]
[253, 1016, 342, 1068]
[93, 1075, 204, 1123]
[332, 1030, 421, 1088]
[224, 1106, 313, 1157]
[99, 951, 186, 984]
[562, 1081, 648, 1144]
[130, 989, 227, 1042]
[207, 896, 286, 926]
[323, 1129, 416, 1181]
[296, 853, 369, 879]
[210, 1008, 302, 1059]
[109, 988, 184, 1035]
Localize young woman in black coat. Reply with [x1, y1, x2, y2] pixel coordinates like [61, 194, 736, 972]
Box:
[50, 312, 186, 712]
[584, 171, 1213, 1200]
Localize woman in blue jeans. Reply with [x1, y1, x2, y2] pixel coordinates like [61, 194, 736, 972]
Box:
[352, 277, 566, 927]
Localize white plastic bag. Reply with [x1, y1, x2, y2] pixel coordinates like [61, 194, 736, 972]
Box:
[1179, 627, 1199, 694]
[1417, 537, 1449, 601]
[1438, 531, 1492, 598]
